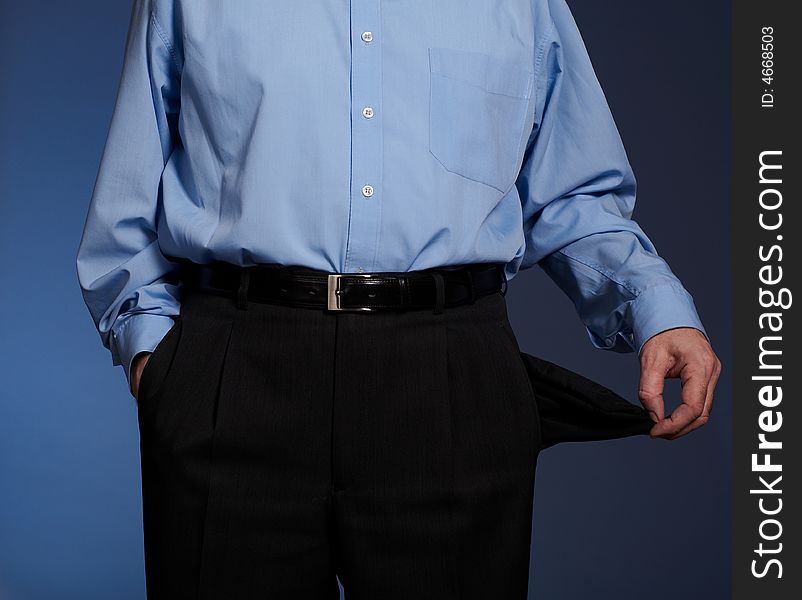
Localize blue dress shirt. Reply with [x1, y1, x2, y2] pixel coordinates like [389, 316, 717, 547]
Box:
[76, 0, 708, 387]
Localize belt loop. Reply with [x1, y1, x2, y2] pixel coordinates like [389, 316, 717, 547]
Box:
[465, 269, 476, 304]
[499, 265, 508, 297]
[432, 272, 445, 315]
[236, 267, 251, 310]
[398, 276, 409, 308]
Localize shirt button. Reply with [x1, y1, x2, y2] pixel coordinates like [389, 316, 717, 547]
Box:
[361, 31, 373, 43]
[362, 106, 374, 119]
[362, 185, 374, 198]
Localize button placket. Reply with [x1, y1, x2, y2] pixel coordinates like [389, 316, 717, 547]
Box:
[345, 2, 384, 274]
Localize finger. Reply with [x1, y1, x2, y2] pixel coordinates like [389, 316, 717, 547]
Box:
[638, 354, 670, 423]
[703, 357, 722, 417]
[651, 362, 709, 438]
[667, 357, 721, 439]
[666, 409, 709, 439]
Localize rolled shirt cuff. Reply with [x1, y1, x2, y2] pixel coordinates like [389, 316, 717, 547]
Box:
[627, 283, 709, 358]
[111, 313, 177, 389]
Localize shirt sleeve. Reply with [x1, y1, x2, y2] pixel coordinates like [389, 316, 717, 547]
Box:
[516, 0, 709, 357]
[76, 0, 183, 388]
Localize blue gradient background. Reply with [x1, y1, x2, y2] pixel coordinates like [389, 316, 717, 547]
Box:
[0, 1, 731, 598]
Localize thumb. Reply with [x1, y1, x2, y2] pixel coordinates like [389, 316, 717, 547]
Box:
[638, 352, 670, 423]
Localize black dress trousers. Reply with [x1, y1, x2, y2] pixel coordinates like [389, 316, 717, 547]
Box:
[135, 272, 654, 600]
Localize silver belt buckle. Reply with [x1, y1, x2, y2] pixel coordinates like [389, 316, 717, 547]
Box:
[327, 273, 379, 311]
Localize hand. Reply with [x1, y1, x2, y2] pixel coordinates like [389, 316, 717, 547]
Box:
[637, 327, 721, 440]
[130, 351, 153, 401]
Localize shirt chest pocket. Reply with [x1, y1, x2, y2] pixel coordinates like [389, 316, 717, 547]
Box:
[428, 46, 535, 194]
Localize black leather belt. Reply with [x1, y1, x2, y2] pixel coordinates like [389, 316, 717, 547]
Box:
[173, 258, 507, 312]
